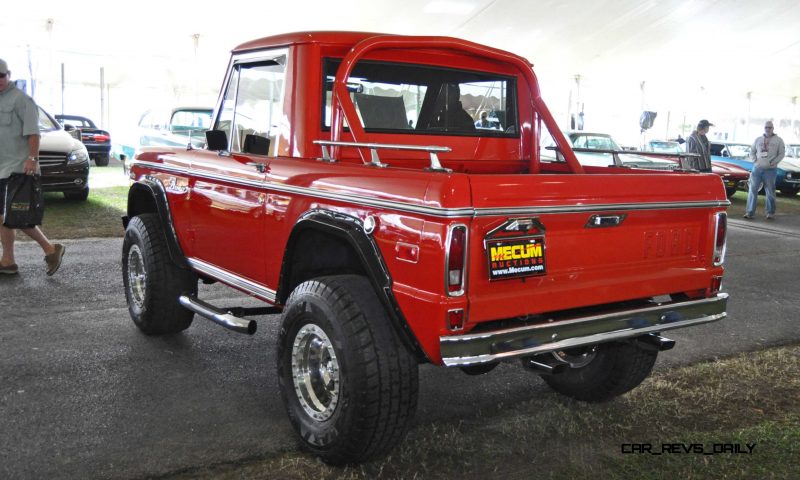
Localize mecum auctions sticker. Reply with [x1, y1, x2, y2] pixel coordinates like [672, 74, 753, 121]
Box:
[486, 236, 546, 280]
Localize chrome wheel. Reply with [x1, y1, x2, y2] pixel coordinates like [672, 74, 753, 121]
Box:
[127, 244, 147, 309]
[552, 345, 598, 368]
[291, 324, 340, 421]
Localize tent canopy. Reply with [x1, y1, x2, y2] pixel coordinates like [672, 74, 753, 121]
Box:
[4, 0, 799, 144]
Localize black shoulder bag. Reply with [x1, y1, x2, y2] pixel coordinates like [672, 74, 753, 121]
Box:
[2, 173, 44, 229]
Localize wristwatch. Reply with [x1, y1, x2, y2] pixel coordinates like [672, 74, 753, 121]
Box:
[27, 155, 38, 162]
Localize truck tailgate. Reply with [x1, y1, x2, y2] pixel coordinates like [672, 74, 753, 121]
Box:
[466, 172, 727, 323]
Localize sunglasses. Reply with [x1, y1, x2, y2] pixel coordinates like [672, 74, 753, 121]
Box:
[765, 126, 774, 129]
[0, 73, 7, 79]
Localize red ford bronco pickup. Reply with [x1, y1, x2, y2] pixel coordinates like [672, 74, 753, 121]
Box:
[122, 32, 729, 464]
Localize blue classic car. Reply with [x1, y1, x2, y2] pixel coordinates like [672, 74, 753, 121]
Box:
[709, 141, 800, 196]
[115, 106, 213, 163]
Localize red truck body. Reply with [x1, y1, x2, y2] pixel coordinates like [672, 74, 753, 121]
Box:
[123, 31, 728, 463]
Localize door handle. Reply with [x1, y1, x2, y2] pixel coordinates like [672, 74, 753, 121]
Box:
[246, 162, 266, 173]
[585, 214, 627, 228]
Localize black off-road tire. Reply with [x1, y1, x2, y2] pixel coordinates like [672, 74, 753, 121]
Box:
[122, 213, 196, 335]
[725, 186, 738, 198]
[541, 342, 658, 402]
[94, 153, 110, 167]
[277, 275, 419, 465]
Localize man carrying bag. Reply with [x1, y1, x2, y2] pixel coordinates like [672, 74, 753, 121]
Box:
[0, 58, 64, 276]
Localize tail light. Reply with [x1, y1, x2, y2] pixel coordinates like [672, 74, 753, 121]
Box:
[446, 225, 467, 296]
[93, 134, 110, 143]
[447, 309, 465, 330]
[713, 212, 727, 266]
[710, 276, 723, 294]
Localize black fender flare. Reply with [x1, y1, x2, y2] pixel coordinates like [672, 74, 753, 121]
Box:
[278, 209, 428, 362]
[123, 177, 189, 269]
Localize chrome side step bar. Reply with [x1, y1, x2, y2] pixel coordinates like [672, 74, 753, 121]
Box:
[179, 295, 258, 335]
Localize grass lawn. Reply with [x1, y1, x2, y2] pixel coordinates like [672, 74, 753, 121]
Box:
[164, 344, 800, 479]
[16, 164, 128, 240]
[726, 189, 800, 217]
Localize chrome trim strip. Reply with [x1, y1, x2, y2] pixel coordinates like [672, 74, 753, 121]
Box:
[473, 201, 730, 217]
[187, 257, 277, 303]
[131, 160, 730, 218]
[439, 293, 728, 367]
[132, 160, 474, 217]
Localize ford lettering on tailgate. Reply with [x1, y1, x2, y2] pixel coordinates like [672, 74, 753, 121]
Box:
[487, 236, 546, 280]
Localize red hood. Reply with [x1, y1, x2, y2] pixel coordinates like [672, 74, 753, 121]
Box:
[711, 161, 750, 179]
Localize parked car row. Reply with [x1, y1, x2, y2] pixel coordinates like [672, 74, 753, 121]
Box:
[540, 131, 750, 198]
[542, 131, 678, 169]
[645, 140, 750, 197]
[55, 114, 112, 166]
[35, 102, 800, 202]
[709, 141, 800, 196]
[31, 105, 215, 200]
[38, 107, 91, 200]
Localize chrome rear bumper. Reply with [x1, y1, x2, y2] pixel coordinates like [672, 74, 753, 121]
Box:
[440, 293, 728, 367]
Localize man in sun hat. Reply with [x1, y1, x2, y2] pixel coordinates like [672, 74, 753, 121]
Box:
[684, 119, 714, 172]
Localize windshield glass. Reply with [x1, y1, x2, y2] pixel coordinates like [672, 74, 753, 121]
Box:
[171, 109, 212, 136]
[726, 144, 750, 158]
[323, 59, 518, 137]
[38, 107, 60, 131]
[570, 134, 621, 150]
[649, 141, 681, 153]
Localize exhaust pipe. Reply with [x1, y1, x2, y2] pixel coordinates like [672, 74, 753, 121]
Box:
[179, 295, 257, 335]
[633, 333, 675, 352]
[520, 357, 567, 375]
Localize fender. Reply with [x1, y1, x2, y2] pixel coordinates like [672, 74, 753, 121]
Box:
[122, 177, 189, 269]
[278, 209, 428, 362]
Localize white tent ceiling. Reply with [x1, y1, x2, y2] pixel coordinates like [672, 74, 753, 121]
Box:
[4, 0, 800, 143]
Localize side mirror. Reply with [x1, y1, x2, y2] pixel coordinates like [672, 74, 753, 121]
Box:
[63, 124, 76, 132]
[205, 130, 228, 151]
[243, 134, 270, 155]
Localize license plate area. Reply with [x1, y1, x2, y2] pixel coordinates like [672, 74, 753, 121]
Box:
[486, 235, 547, 280]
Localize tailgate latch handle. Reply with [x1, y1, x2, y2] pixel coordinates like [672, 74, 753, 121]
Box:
[586, 214, 627, 228]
